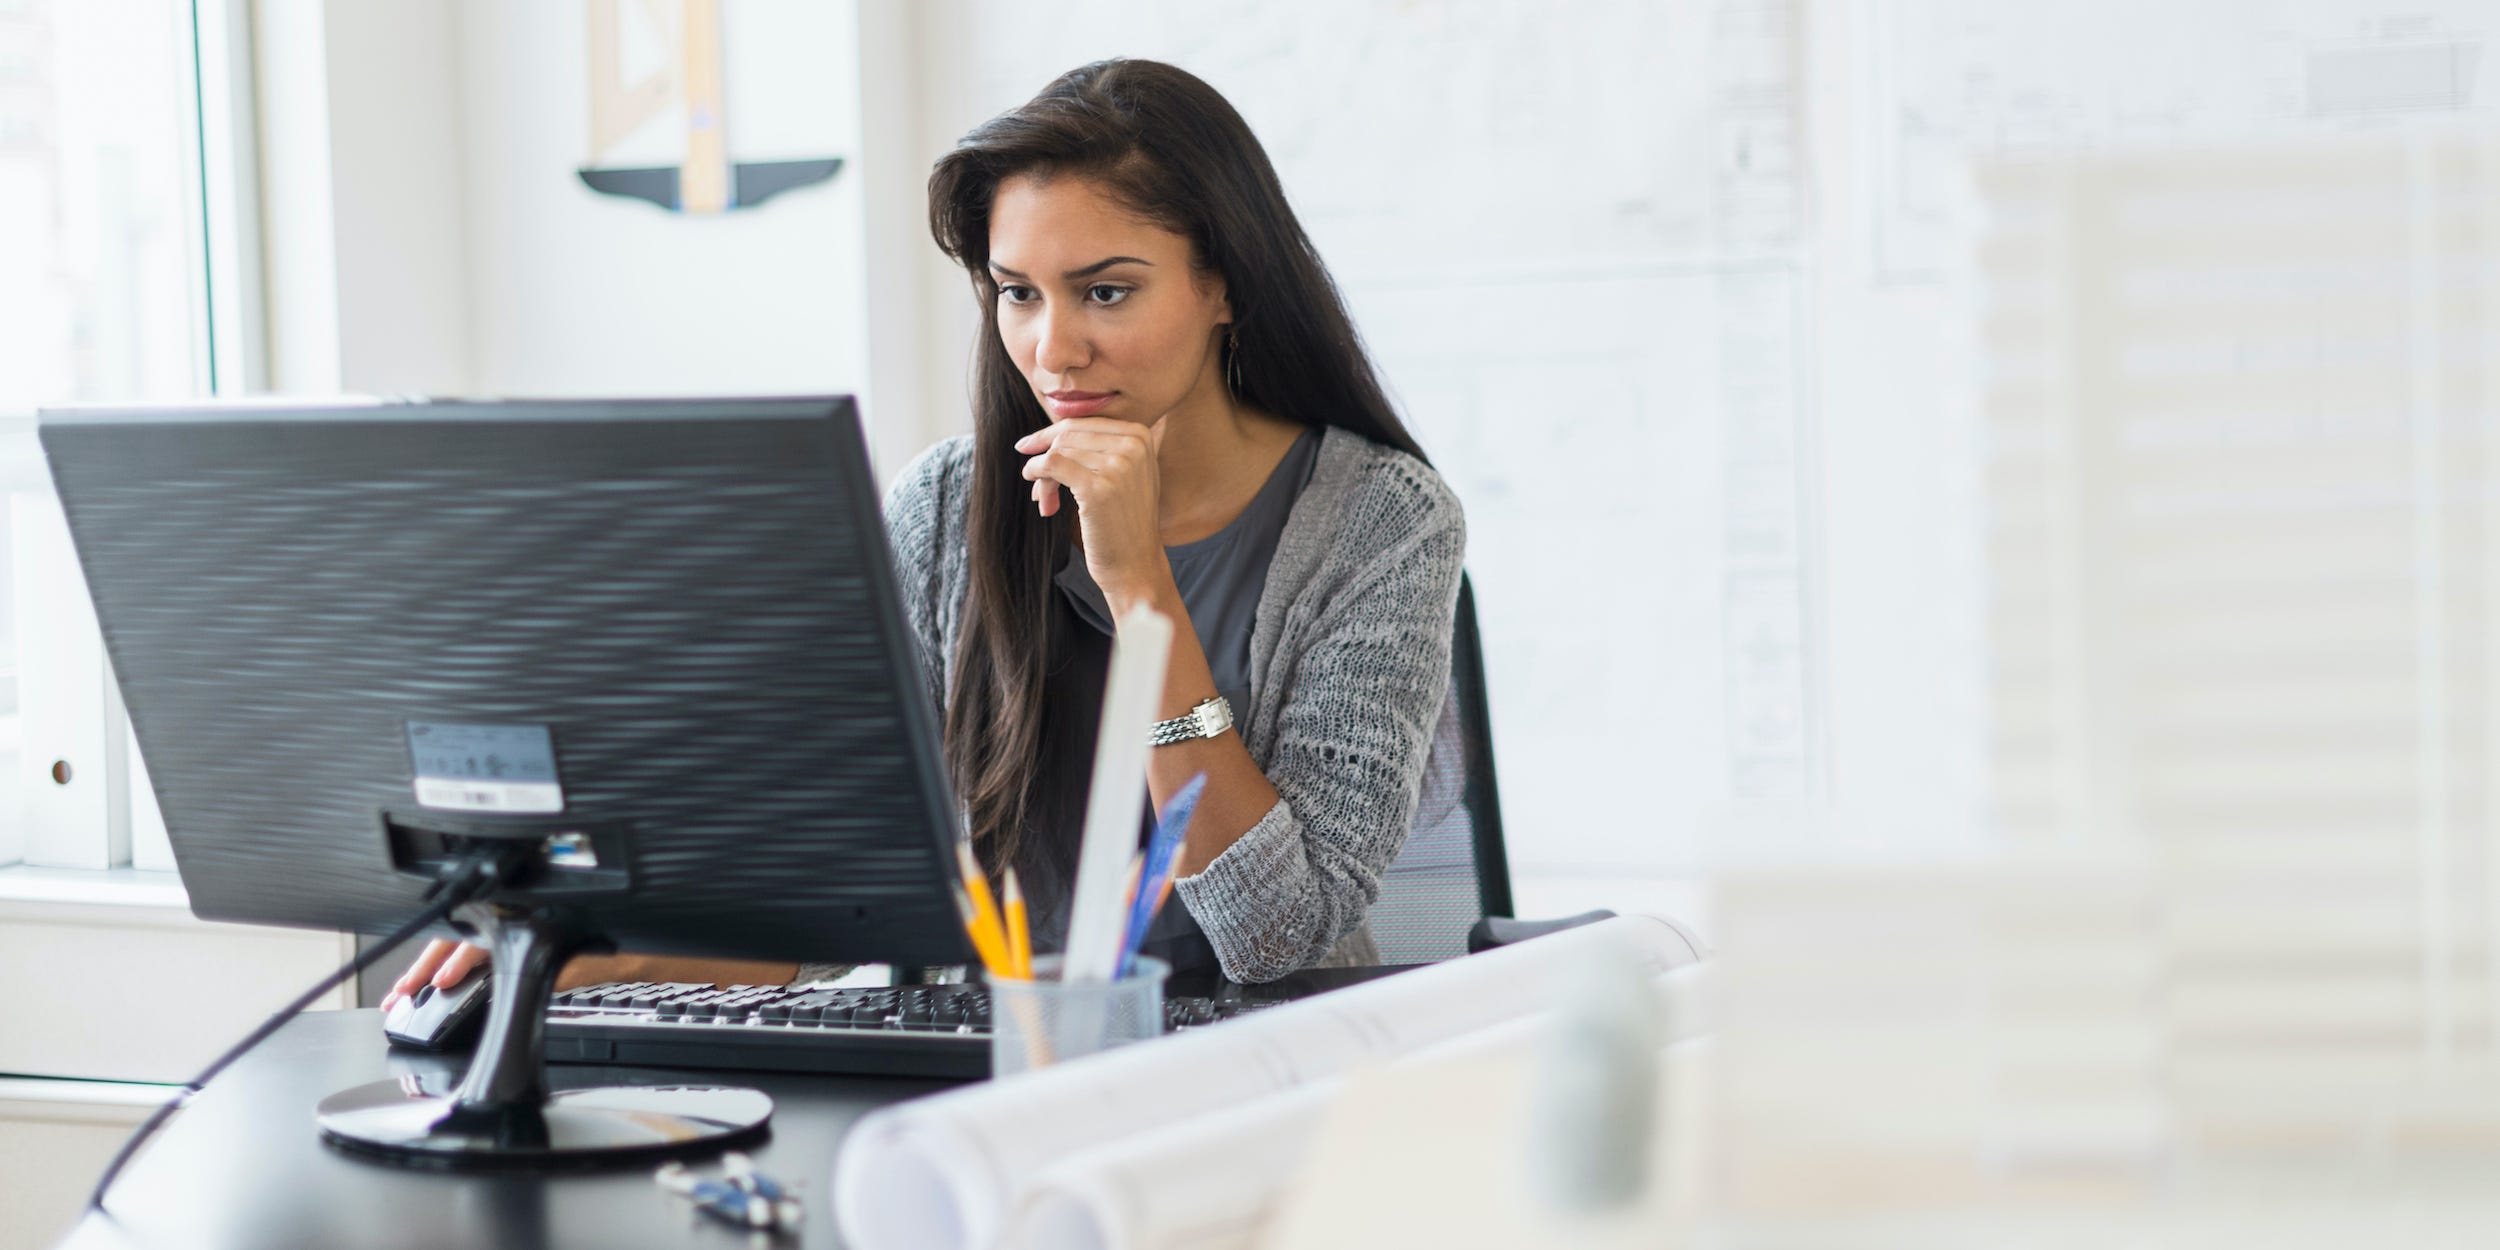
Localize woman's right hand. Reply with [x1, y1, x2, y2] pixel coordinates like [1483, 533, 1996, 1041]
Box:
[380, 938, 487, 1012]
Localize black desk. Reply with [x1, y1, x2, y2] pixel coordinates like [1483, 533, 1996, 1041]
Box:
[56, 966, 1411, 1250]
[56, 1010, 940, 1250]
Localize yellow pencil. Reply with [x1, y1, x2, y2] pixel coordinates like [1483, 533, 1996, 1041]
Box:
[954, 841, 1010, 975]
[949, 879, 1008, 976]
[1002, 866, 1032, 980]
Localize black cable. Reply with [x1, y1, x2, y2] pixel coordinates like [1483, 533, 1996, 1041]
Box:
[86, 849, 526, 1215]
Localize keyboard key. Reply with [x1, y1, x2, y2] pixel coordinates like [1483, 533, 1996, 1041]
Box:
[536, 978, 1353, 1080]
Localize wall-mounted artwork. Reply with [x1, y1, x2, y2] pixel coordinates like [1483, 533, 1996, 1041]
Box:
[579, 0, 842, 214]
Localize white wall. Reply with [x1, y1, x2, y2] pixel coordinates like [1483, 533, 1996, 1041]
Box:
[256, 0, 2500, 939]
[870, 0, 2500, 930]
[269, 1, 899, 466]
[269, 0, 1742, 922]
[250, 0, 344, 393]
[884, 2, 1846, 919]
[853, 1, 953, 479]
[454, 0, 874, 423]
[324, 1, 472, 395]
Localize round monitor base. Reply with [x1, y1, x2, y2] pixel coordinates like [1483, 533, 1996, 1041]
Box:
[315, 1081, 772, 1168]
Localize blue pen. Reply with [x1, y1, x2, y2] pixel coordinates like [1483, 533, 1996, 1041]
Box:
[1119, 772, 1206, 975]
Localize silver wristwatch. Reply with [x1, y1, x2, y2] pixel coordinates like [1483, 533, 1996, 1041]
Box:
[1149, 695, 1234, 747]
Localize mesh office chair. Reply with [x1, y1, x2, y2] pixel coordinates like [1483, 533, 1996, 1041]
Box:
[1364, 575, 1515, 963]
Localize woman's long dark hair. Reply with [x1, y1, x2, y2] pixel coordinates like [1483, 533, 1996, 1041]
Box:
[928, 58, 1427, 881]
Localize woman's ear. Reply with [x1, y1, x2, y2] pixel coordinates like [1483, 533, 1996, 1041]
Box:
[1198, 267, 1234, 327]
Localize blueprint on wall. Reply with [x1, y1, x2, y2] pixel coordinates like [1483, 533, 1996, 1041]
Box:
[921, 0, 1821, 872]
[916, 0, 2499, 874]
[1867, 0, 2495, 277]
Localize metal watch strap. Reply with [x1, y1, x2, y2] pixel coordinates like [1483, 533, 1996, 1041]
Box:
[1148, 695, 1233, 746]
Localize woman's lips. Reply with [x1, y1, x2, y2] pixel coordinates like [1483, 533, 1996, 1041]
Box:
[1044, 390, 1117, 418]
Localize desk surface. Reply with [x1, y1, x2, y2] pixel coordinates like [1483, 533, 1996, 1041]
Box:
[56, 1010, 940, 1250]
[55, 966, 1409, 1250]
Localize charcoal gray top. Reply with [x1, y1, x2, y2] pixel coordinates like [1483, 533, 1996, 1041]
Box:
[1053, 423, 1320, 722]
[1046, 424, 1321, 973]
[871, 424, 1466, 983]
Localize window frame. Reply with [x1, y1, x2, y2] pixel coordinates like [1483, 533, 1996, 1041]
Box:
[2, 0, 262, 872]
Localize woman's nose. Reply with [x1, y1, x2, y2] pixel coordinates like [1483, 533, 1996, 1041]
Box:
[1034, 305, 1089, 375]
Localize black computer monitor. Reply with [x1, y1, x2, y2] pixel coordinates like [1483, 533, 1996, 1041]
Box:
[39, 396, 973, 1166]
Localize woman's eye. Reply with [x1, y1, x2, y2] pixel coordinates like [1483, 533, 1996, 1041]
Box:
[1088, 285, 1130, 306]
[998, 284, 1036, 305]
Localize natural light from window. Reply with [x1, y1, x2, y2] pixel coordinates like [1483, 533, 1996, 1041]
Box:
[0, 0, 205, 862]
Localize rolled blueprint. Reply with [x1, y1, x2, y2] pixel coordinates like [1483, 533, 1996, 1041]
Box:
[1003, 973, 1702, 1250]
[829, 913, 1707, 1250]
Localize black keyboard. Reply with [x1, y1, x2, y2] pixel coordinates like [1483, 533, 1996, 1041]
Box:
[540, 980, 1284, 1079]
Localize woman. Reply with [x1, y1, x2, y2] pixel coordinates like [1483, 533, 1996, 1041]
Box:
[387, 57, 1462, 1002]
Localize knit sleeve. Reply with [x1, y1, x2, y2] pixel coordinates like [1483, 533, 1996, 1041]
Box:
[881, 436, 971, 717]
[1173, 466, 1467, 983]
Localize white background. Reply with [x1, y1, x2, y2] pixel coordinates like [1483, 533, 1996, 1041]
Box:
[20, 0, 2497, 926]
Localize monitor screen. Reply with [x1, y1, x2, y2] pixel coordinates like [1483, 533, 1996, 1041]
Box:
[40, 396, 972, 971]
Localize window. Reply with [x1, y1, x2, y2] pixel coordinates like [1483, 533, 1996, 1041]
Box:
[0, 0, 227, 869]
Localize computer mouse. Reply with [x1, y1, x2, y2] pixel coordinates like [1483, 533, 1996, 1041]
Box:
[382, 967, 492, 1051]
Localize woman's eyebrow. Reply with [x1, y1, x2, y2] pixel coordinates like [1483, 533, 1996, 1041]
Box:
[988, 256, 1156, 280]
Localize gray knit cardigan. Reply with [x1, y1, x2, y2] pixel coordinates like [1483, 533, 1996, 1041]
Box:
[882, 425, 1467, 984]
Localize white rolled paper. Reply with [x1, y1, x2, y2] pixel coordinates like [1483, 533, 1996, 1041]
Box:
[1003, 976, 1701, 1250]
[829, 914, 1707, 1250]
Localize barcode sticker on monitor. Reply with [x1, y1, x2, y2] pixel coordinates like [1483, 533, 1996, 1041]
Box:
[413, 776, 565, 813]
[406, 721, 566, 813]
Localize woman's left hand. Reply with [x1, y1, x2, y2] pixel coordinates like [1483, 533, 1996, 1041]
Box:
[1017, 417, 1172, 607]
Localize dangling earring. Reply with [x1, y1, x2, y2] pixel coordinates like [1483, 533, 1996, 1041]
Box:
[1225, 328, 1244, 397]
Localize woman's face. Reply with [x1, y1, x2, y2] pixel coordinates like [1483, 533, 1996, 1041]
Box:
[987, 173, 1230, 427]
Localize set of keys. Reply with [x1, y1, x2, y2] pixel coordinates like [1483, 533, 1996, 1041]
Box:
[655, 1152, 803, 1235]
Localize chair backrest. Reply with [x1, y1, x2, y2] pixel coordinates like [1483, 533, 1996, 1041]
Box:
[1363, 574, 1513, 963]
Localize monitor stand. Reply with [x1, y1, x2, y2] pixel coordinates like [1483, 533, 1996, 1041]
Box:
[314, 902, 772, 1167]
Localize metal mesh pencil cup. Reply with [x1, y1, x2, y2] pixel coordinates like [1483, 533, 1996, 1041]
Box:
[988, 955, 1168, 1078]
